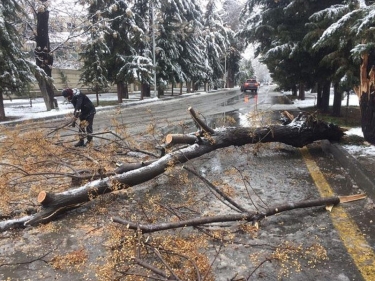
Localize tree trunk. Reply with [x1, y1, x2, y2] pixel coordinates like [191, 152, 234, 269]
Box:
[321, 81, 330, 113]
[124, 83, 129, 99]
[142, 82, 150, 98]
[316, 82, 323, 109]
[332, 82, 342, 117]
[35, 6, 57, 110]
[186, 81, 192, 93]
[117, 82, 126, 103]
[0, 92, 5, 121]
[38, 79, 52, 111]
[227, 66, 235, 88]
[355, 52, 375, 144]
[0, 109, 344, 230]
[298, 82, 305, 100]
[95, 89, 100, 106]
[292, 84, 297, 97]
[360, 92, 375, 143]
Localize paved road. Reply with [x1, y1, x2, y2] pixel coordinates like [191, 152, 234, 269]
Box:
[1, 86, 374, 280]
[51, 86, 375, 280]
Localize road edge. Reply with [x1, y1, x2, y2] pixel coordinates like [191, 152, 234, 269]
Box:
[321, 140, 375, 198]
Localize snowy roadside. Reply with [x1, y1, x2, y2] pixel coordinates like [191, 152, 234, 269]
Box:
[3, 89, 374, 159]
[287, 90, 375, 154]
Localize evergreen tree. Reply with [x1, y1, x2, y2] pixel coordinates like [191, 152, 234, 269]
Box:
[0, 0, 33, 120]
[156, 0, 188, 95]
[221, 0, 245, 88]
[172, 0, 207, 92]
[239, 0, 341, 100]
[334, 1, 375, 143]
[105, 1, 140, 102]
[202, 0, 228, 90]
[79, 0, 110, 106]
[225, 30, 243, 88]
[131, 0, 154, 98]
[307, 2, 359, 115]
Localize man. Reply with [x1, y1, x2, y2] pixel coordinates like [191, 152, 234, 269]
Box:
[62, 88, 96, 147]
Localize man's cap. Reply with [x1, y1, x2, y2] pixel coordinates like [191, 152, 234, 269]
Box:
[62, 88, 73, 98]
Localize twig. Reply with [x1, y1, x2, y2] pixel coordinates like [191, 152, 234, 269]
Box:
[46, 118, 75, 136]
[184, 166, 247, 213]
[153, 248, 182, 281]
[202, 244, 222, 281]
[0, 250, 52, 268]
[246, 258, 271, 280]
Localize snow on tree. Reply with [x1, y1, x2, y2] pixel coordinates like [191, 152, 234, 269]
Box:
[0, 0, 34, 120]
[154, 0, 190, 95]
[103, 0, 139, 101]
[170, 0, 207, 92]
[79, 0, 111, 105]
[201, 0, 228, 90]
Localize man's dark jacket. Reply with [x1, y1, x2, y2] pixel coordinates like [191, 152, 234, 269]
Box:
[71, 93, 96, 119]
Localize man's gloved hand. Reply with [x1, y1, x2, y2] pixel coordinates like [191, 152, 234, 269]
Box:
[69, 114, 78, 127]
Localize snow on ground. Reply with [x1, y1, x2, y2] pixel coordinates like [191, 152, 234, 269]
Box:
[2, 89, 373, 158]
[283, 90, 375, 157]
[2, 93, 157, 123]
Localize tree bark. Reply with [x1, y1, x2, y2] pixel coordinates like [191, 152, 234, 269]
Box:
[355, 52, 375, 144]
[360, 92, 375, 143]
[186, 81, 192, 93]
[298, 82, 305, 100]
[0, 109, 345, 231]
[332, 82, 342, 117]
[117, 81, 126, 103]
[320, 81, 330, 112]
[316, 82, 322, 109]
[0, 91, 5, 121]
[35, 5, 57, 110]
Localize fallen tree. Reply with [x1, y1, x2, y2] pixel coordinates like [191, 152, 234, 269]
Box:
[0, 108, 345, 231]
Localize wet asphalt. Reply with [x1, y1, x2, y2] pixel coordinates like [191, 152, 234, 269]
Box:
[1, 86, 374, 280]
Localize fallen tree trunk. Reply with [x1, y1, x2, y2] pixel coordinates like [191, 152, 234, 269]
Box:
[0, 110, 345, 231]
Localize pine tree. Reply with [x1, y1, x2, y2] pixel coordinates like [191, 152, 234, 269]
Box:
[337, 2, 375, 143]
[105, 0, 139, 101]
[202, 0, 228, 91]
[0, 0, 33, 120]
[221, 0, 245, 88]
[155, 0, 187, 95]
[131, 0, 154, 98]
[172, 0, 206, 92]
[79, 0, 110, 106]
[307, 2, 359, 115]
[239, 0, 343, 100]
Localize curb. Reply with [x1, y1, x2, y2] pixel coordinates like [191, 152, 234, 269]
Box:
[321, 140, 375, 199]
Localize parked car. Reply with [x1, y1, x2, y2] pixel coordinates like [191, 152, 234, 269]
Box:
[241, 78, 259, 94]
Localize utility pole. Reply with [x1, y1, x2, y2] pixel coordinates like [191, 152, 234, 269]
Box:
[151, 0, 157, 98]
